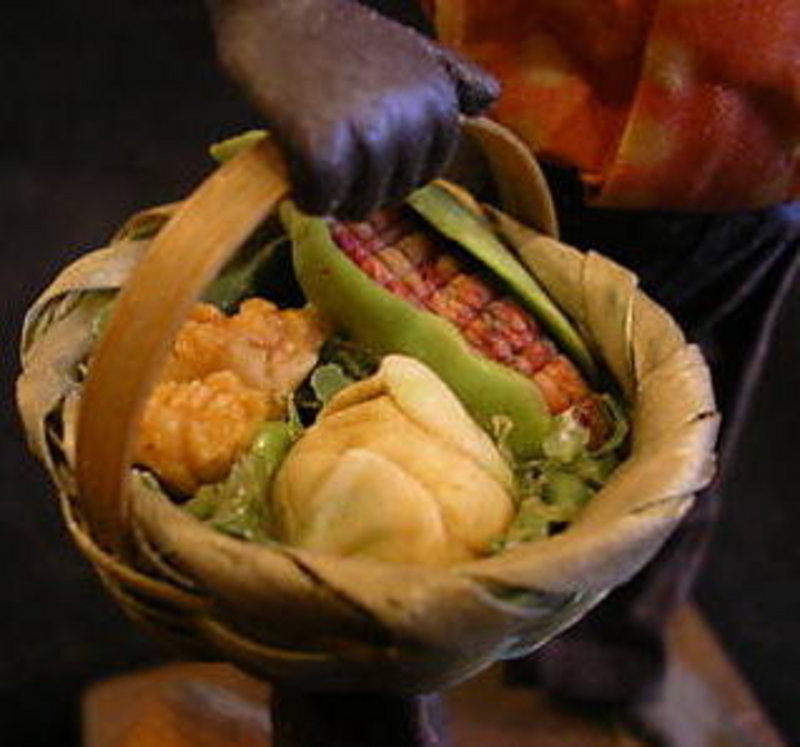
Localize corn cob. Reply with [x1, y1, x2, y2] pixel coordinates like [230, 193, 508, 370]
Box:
[331, 207, 610, 447]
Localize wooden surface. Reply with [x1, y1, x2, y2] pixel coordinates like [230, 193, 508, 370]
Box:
[83, 605, 786, 747]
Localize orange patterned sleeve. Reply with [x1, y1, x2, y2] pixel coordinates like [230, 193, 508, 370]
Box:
[426, 0, 800, 210]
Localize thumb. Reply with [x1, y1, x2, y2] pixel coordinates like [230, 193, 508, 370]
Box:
[431, 43, 501, 115]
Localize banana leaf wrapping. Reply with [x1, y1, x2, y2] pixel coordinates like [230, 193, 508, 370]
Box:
[16, 120, 718, 693]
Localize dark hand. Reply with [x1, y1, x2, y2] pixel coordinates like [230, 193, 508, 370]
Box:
[208, 0, 499, 219]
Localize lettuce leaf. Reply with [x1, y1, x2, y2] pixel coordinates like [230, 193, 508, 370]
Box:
[310, 363, 354, 405]
[492, 396, 628, 551]
[184, 421, 293, 542]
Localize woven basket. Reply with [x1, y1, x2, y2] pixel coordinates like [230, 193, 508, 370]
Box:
[17, 119, 718, 694]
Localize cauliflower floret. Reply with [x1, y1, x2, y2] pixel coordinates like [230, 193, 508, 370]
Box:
[135, 371, 269, 495]
[160, 299, 325, 416]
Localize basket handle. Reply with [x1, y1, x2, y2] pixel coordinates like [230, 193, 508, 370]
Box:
[76, 138, 290, 555]
[461, 118, 559, 238]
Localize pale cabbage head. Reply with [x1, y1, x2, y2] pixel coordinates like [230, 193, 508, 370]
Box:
[273, 355, 515, 565]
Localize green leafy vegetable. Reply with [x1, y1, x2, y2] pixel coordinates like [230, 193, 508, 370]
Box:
[492, 396, 628, 552]
[572, 453, 619, 487]
[541, 412, 590, 463]
[499, 497, 551, 547]
[184, 421, 293, 542]
[320, 337, 380, 381]
[542, 471, 593, 514]
[310, 363, 354, 405]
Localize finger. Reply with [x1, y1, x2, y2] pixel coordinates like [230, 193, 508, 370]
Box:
[283, 120, 358, 216]
[382, 110, 436, 209]
[433, 46, 501, 116]
[381, 88, 460, 207]
[335, 118, 397, 221]
[417, 106, 460, 187]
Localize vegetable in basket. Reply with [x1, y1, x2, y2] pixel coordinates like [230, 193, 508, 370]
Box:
[123, 143, 629, 566]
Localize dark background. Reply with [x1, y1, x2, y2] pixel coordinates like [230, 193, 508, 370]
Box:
[2, 2, 799, 745]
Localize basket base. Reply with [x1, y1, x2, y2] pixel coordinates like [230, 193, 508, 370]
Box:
[83, 605, 784, 747]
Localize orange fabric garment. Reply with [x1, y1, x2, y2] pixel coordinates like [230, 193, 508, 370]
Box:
[424, 0, 800, 210]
